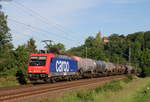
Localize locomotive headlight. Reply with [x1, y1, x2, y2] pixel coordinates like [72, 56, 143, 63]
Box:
[29, 70, 33, 73]
[41, 70, 46, 73]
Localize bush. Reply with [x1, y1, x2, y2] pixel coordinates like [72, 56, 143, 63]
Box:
[16, 70, 27, 85]
[0, 77, 19, 87]
[95, 80, 123, 93]
[122, 75, 134, 83]
[52, 77, 134, 102]
[76, 90, 95, 102]
[133, 81, 150, 102]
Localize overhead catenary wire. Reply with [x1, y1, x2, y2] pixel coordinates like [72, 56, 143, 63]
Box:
[12, 1, 84, 44]
[9, 1, 84, 47]
[5, 3, 59, 42]
[10, 22, 50, 41]
[9, 18, 80, 44]
[9, 21, 66, 49]
[13, 0, 86, 38]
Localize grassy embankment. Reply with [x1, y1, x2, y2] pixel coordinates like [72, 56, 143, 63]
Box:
[0, 77, 19, 87]
[40, 75, 150, 102]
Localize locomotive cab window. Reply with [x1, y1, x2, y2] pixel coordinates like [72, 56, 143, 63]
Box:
[29, 56, 47, 66]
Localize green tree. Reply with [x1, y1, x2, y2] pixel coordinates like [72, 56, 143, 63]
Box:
[84, 46, 108, 61]
[0, 9, 13, 74]
[13, 45, 29, 72]
[84, 36, 95, 47]
[13, 45, 28, 84]
[144, 31, 150, 49]
[45, 43, 65, 54]
[139, 49, 150, 77]
[104, 34, 128, 63]
[26, 38, 37, 53]
[0, 11, 12, 55]
[93, 32, 102, 46]
[67, 45, 84, 57]
[83, 32, 107, 61]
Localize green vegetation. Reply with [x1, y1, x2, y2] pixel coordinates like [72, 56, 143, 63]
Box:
[0, 4, 150, 86]
[0, 77, 19, 87]
[132, 80, 150, 102]
[0, 7, 37, 84]
[51, 76, 133, 102]
[40, 76, 150, 102]
[68, 32, 150, 77]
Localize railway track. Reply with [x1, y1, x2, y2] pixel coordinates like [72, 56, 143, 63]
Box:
[0, 75, 126, 102]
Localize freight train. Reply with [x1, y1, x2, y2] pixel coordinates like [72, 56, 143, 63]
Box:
[27, 53, 135, 83]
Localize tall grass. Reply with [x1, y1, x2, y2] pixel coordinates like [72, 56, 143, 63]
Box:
[0, 77, 19, 87]
[132, 81, 150, 102]
[53, 75, 134, 102]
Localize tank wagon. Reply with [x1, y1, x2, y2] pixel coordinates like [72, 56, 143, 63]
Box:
[72, 56, 96, 73]
[27, 53, 135, 83]
[95, 61, 106, 73]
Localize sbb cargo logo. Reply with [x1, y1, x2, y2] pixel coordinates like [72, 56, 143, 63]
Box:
[56, 60, 70, 72]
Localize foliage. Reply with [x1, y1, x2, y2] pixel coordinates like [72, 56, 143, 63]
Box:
[16, 69, 27, 85]
[0, 5, 150, 78]
[76, 90, 95, 102]
[95, 80, 123, 93]
[54, 77, 134, 102]
[0, 7, 37, 78]
[0, 38, 36, 77]
[26, 38, 37, 53]
[0, 11, 12, 54]
[45, 42, 65, 54]
[68, 31, 150, 77]
[144, 31, 150, 49]
[132, 80, 150, 102]
[0, 10, 13, 74]
[139, 49, 150, 77]
[0, 77, 19, 87]
[67, 45, 84, 57]
[13, 45, 29, 73]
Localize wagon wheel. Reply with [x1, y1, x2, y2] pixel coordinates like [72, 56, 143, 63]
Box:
[50, 78, 56, 83]
[79, 69, 84, 74]
[45, 78, 51, 83]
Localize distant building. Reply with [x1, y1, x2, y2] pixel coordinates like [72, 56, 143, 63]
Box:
[102, 37, 109, 43]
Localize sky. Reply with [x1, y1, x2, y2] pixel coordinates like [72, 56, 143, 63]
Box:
[0, 0, 150, 49]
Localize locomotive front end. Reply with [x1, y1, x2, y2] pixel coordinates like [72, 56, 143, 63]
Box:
[27, 53, 54, 81]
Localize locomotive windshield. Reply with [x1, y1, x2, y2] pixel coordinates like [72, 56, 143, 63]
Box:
[29, 56, 47, 66]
